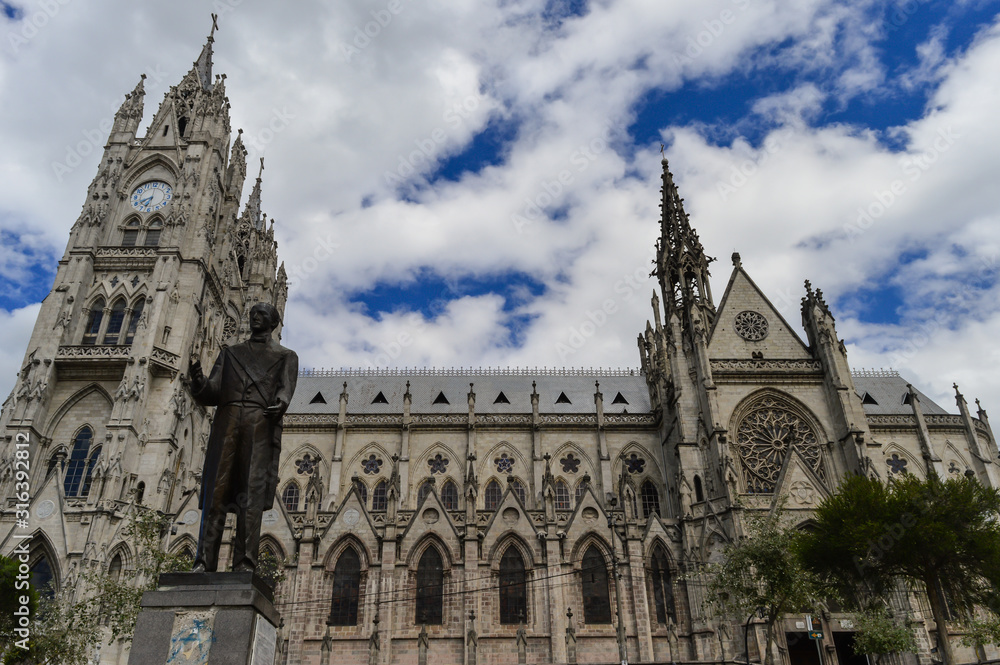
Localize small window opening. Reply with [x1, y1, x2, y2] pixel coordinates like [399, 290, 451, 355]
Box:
[902, 392, 913, 405]
[861, 392, 879, 405]
[162, 124, 169, 137]
[372, 391, 389, 404]
[694, 475, 704, 503]
[612, 392, 629, 405]
[494, 391, 510, 404]
[555, 392, 572, 404]
[178, 116, 188, 136]
[310, 392, 326, 404]
[433, 391, 449, 405]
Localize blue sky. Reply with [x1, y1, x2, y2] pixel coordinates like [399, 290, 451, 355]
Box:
[1, 0, 999, 411]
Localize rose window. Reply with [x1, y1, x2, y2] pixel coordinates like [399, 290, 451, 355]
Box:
[495, 453, 514, 473]
[362, 454, 383, 475]
[624, 453, 645, 474]
[295, 454, 318, 475]
[428, 454, 449, 474]
[735, 397, 823, 493]
[734, 310, 769, 341]
[560, 454, 580, 474]
[887, 454, 908, 475]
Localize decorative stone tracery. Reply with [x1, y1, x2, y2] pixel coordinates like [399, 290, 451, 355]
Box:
[733, 395, 824, 493]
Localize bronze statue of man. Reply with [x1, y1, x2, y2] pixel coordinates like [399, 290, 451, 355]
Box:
[188, 302, 297, 573]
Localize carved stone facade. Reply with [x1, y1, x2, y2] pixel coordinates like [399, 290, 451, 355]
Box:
[1, 33, 999, 665]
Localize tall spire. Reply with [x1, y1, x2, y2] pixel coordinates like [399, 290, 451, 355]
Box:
[113, 74, 146, 134]
[191, 13, 218, 90]
[655, 158, 714, 318]
[241, 157, 264, 230]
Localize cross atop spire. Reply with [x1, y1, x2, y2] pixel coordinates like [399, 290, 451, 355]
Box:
[190, 14, 218, 91]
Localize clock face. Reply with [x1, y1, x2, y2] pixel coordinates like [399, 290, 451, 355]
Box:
[130, 181, 173, 213]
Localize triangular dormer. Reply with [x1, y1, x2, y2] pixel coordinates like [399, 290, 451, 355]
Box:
[708, 259, 811, 360]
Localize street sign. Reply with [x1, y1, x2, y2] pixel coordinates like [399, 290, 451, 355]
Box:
[809, 631, 824, 640]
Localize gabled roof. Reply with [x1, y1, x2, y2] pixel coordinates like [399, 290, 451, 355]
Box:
[851, 370, 950, 415]
[288, 371, 651, 415]
[708, 262, 811, 359]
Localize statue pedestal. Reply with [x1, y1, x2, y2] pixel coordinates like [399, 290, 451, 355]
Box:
[127, 572, 280, 665]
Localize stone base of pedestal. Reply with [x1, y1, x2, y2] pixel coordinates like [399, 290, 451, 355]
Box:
[127, 572, 280, 665]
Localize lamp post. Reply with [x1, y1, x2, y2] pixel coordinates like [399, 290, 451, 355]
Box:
[606, 495, 628, 665]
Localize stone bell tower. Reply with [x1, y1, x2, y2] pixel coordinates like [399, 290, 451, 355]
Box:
[0, 19, 287, 616]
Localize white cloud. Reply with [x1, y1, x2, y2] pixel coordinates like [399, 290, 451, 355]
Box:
[0, 1, 999, 419]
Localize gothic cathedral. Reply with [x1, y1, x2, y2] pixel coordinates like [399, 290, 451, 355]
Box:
[1, 29, 998, 665]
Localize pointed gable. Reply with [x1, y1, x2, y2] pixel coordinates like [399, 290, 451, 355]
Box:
[480, 483, 542, 562]
[771, 448, 831, 511]
[708, 264, 811, 360]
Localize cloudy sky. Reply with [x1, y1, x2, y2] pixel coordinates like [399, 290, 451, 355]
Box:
[1, 0, 999, 414]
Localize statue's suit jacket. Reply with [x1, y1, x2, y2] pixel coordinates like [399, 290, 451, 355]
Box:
[192, 337, 298, 513]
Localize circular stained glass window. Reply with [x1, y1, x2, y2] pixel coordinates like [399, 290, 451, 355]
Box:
[734, 310, 769, 341]
[735, 397, 824, 493]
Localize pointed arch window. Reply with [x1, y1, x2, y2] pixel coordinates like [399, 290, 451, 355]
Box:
[64, 427, 93, 497]
[354, 478, 368, 506]
[329, 548, 361, 626]
[575, 480, 588, 505]
[581, 546, 612, 624]
[641, 480, 660, 518]
[441, 480, 459, 510]
[499, 547, 527, 624]
[484, 479, 502, 511]
[649, 545, 675, 624]
[694, 475, 704, 503]
[281, 482, 300, 512]
[135, 481, 145, 505]
[82, 445, 102, 497]
[554, 480, 570, 510]
[417, 481, 433, 506]
[30, 554, 55, 597]
[121, 219, 140, 247]
[144, 220, 162, 247]
[109, 553, 123, 582]
[82, 299, 105, 345]
[415, 547, 444, 625]
[103, 298, 127, 345]
[510, 478, 526, 505]
[372, 479, 388, 511]
[124, 298, 144, 345]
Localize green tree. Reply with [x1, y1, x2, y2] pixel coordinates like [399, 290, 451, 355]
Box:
[798, 473, 1000, 665]
[6, 506, 191, 665]
[707, 507, 821, 665]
